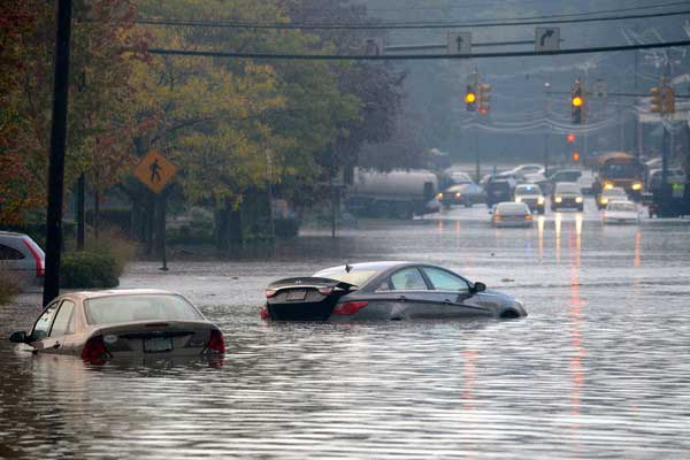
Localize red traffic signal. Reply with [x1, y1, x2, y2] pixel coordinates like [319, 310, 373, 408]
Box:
[566, 133, 576, 143]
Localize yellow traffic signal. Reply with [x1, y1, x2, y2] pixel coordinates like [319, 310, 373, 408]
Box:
[465, 84, 476, 111]
[572, 152, 580, 162]
[571, 96, 584, 107]
[571, 80, 585, 124]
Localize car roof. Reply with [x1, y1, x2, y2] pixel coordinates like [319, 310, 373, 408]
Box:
[322, 261, 412, 272]
[0, 231, 30, 238]
[62, 289, 183, 301]
[555, 181, 580, 188]
[496, 201, 530, 210]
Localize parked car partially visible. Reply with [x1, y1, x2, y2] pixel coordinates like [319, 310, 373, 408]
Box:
[491, 202, 533, 228]
[438, 183, 486, 208]
[603, 200, 640, 225]
[9, 290, 226, 364]
[261, 261, 527, 322]
[551, 182, 584, 212]
[502, 164, 545, 179]
[514, 184, 545, 214]
[597, 186, 628, 210]
[0, 231, 45, 290]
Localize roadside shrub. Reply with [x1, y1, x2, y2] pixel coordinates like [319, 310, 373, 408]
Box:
[60, 251, 119, 289]
[85, 226, 138, 276]
[0, 268, 21, 304]
[275, 218, 300, 238]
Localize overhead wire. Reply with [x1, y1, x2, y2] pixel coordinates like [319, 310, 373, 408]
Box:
[135, 7, 690, 31]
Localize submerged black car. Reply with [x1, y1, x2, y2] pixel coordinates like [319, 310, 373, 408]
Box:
[261, 262, 527, 322]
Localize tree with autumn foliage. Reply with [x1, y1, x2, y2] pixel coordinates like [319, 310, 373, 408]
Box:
[0, 0, 147, 226]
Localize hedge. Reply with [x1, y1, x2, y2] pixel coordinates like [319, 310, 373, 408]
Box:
[60, 251, 120, 289]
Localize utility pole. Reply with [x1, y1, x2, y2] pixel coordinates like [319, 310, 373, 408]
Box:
[544, 78, 551, 175]
[43, 0, 73, 306]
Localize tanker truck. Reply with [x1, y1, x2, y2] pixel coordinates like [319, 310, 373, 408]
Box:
[344, 168, 440, 219]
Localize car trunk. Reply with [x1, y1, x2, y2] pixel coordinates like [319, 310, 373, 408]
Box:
[266, 277, 355, 321]
[94, 321, 218, 358]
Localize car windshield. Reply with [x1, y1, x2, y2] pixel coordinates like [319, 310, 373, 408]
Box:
[516, 185, 540, 194]
[312, 268, 381, 287]
[84, 294, 204, 325]
[609, 202, 636, 212]
[604, 188, 626, 197]
[603, 162, 642, 178]
[556, 183, 580, 193]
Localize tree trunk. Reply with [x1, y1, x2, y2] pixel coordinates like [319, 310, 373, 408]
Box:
[76, 173, 85, 250]
[93, 189, 100, 242]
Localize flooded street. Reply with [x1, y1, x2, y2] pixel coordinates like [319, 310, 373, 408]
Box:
[2, 202, 690, 459]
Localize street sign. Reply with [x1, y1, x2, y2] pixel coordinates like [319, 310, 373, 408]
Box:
[133, 150, 178, 194]
[535, 27, 560, 52]
[447, 32, 472, 55]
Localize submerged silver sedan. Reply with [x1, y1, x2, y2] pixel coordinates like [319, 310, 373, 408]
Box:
[9, 289, 225, 363]
[262, 261, 527, 322]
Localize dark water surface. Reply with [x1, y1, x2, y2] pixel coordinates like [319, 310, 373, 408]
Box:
[2, 204, 690, 459]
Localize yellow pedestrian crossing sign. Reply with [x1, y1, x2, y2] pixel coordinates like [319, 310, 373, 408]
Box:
[133, 150, 178, 194]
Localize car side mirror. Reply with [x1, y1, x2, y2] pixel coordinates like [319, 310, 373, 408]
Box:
[472, 282, 486, 293]
[9, 331, 28, 343]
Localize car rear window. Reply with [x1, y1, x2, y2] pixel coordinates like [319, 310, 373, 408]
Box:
[497, 203, 529, 213]
[84, 294, 204, 325]
[312, 268, 381, 287]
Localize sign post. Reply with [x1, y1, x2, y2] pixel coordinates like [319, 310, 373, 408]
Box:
[133, 151, 178, 271]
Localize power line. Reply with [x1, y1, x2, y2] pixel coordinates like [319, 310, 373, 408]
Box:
[148, 39, 690, 61]
[135, 8, 690, 31]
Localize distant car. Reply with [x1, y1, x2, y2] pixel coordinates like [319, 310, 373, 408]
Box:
[597, 186, 628, 210]
[261, 261, 527, 322]
[551, 182, 584, 211]
[438, 183, 486, 208]
[514, 184, 545, 214]
[485, 178, 515, 208]
[647, 168, 686, 191]
[523, 172, 546, 185]
[502, 164, 545, 178]
[9, 290, 225, 364]
[577, 170, 596, 195]
[603, 200, 640, 225]
[545, 169, 582, 193]
[0, 231, 45, 290]
[491, 202, 533, 227]
[447, 170, 474, 185]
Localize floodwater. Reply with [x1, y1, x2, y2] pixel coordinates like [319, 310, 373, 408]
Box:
[2, 199, 690, 459]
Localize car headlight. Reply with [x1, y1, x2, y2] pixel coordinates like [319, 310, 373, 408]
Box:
[632, 183, 642, 191]
[576, 197, 583, 203]
[437, 193, 443, 199]
[601, 197, 608, 204]
[455, 192, 462, 198]
[515, 197, 522, 203]
[538, 197, 545, 204]
[604, 183, 614, 190]
[555, 197, 562, 203]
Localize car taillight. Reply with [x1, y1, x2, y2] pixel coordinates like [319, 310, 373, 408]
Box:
[206, 329, 225, 353]
[333, 301, 368, 316]
[318, 286, 334, 295]
[82, 336, 108, 364]
[259, 306, 270, 320]
[265, 289, 277, 299]
[22, 239, 45, 277]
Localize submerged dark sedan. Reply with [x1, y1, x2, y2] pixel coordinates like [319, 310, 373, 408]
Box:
[261, 262, 527, 322]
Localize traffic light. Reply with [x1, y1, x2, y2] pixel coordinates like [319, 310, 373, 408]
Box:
[572, 152, 580, 162]
[566, 133, 576, 143]
[465, 85, 477, 111]
[664, 87, 675, 114]
[571, 80, 586, 124]
[650, 87, 663, 113]
[478, 83, 491, 114]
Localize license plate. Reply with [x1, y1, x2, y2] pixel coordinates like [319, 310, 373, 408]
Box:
[286, 289, 307, 301]
[144, 336, 173, 353]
